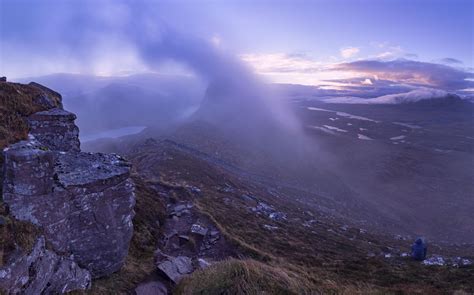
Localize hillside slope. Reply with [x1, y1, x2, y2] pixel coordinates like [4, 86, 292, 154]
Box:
[92, 137, 474, 294]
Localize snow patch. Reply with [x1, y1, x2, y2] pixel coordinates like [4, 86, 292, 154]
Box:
[307, 107, 379, 122]
[307, 107, 333, 112]
[390, 135, 406, 140]
[393, 122, 421, 129]
[358, 134, 373, 140]
[323, 125, 348, 132]
[336, 112, 379, 123]
[323, 88, 450, 104]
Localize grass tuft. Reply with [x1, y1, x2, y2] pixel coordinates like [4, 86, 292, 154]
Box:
[175, 258, 313, 295]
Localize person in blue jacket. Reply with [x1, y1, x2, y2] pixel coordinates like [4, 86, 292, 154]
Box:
[411, 237, 427, 261]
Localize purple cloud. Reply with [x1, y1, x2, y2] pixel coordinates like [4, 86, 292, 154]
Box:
[332, 59, 474, 91]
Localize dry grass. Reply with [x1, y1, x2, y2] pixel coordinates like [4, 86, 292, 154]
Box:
[175, 259, 390, 295]
[193, 188, 474, 294]
[194, 202, 273, 263]
[0, 82, 61, 149]
[175, 259, 313, 295]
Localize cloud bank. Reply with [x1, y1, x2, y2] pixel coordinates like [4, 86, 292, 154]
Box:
[240, 53, 473, 97]
[332, 59, 474, 91]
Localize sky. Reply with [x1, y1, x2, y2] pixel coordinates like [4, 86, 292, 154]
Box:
[0, 0, 473, 94]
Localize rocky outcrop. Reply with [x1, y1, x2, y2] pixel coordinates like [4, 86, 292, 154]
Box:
[147, 195, 234, 288]
[54, 152, 135, 277]
[3, 137, 135, 278]
[1, 81, 136, 286]
[28, 108, 80, 152]
[0, 236, 91, 294]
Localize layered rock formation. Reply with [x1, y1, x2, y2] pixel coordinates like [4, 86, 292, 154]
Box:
[1, 81, 136, 293]
[2, 137, 135, 277]
[28, 108, 80, 152]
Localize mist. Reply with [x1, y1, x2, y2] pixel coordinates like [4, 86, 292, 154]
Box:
[13, 1, 316, 180]
[3, 1, 300, 140]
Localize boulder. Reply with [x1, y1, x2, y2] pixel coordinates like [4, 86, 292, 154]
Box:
[157, 256, 193, 284]
[190, 224, 208, 236]
[54, 152, 136, 277]
[0, 236, 91, 294]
